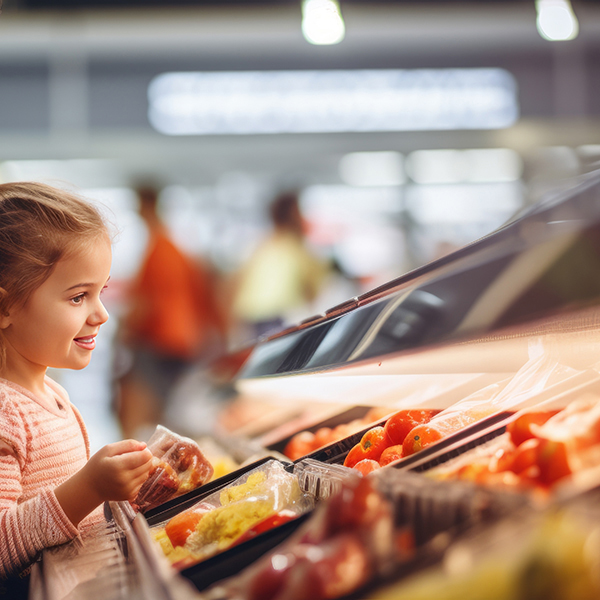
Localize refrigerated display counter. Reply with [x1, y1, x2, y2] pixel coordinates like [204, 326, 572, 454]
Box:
[31, 169, 600, 600]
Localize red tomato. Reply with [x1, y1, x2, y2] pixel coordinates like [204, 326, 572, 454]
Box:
[379, 444, 404, 466]
[332, 423, 351, 439]
[247, 551, 297, 600]
[364, 406, 395, 422]
[312, 533, 371, 598]
[344, 425, 392, 467]
[383, 409, 439, 446]
[454, 463, 491, 483]
[308, 476, 389, 543]
[165, 509, 206, 547]
[402, 425, 443, 456]
[536, 438, 572, 486]
[361, 426, 392, 460]
[343, 443, 364, 468]
[284, 431, 316, 460]
[506, 411, 558, 447]
[314, 427, 333, 448]
[353, 459, 381, 476]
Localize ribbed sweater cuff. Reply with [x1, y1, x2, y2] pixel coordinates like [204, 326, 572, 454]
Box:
[39, 489, 80, 544]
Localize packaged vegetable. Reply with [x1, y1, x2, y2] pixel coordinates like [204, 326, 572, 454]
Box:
[151, 460, 313, 569]
[132, 425, 214, 513]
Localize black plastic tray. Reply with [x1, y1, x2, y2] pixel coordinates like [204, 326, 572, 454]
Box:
[395, 410, 513, 473]
[265, 405, 378, 455]
[178, 511, 310, 592]
[302, 410, 513, 469]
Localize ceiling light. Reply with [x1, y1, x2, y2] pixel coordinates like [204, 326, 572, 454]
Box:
[301, 0, 345, 45]
[536, 0, 579, 41]
[148, 68, 518, 136]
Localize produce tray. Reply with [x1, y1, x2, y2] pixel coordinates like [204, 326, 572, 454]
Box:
[298, 409, 510, 468]
[297, 414, 389, 464]
[394, 410, 513, 473]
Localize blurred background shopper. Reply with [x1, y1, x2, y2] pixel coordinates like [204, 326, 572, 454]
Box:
[116, 184, 226, 440]
[229, 191, 329, 343]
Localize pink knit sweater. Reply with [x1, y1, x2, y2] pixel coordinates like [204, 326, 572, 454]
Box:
[0, 376, 103, 578]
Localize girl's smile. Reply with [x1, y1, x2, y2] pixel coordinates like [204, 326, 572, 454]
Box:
[73, 335, 98, 350]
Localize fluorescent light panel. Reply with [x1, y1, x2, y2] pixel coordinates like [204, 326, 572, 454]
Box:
[405, 148, 523, 184]
[339, 151, 405, 187]
[148, 68, 519, 136]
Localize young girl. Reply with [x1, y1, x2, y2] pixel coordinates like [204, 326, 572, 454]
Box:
[0, 182, 153, 595]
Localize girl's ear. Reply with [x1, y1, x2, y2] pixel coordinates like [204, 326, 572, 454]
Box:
[0, 288, 11, 329]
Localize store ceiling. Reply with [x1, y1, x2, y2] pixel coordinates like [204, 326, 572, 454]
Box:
[0, 1, 599, 192]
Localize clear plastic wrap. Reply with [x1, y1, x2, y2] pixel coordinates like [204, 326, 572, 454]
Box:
[132, 425, 214, 513]
[401, 338, 580, 457]
[150, 459, 314, 569]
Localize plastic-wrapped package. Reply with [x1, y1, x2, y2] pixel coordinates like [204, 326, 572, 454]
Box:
[151, 460, 314, 569]
[132, 425, 214, 513]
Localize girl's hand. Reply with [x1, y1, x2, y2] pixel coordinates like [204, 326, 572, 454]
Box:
[85, 439, 154, 502]
[55, 439, 153, 527]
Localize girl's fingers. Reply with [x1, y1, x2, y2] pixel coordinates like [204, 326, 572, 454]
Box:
[114, 448, 153, 470]
[104, 439, 148, 457]
[129, 461, 153, 480]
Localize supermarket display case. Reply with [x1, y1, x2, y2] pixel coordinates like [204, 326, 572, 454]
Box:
[31, 169, 600, 600]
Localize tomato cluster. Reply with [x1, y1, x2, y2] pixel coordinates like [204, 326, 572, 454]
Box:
[447, 410, 574, 489]
[343, 409, 440, 474]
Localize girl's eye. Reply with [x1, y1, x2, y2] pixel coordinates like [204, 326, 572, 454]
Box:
[71, 293, 86, 305]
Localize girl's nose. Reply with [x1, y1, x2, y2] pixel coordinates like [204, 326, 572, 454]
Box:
[89, 299, 109, 325]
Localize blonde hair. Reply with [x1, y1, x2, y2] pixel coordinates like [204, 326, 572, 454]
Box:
[0, 182, 109, 366]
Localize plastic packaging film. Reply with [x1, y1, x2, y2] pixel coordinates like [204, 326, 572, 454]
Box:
[132, 425, 214, 513]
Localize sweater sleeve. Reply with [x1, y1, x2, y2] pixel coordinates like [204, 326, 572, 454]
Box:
[0, 402, 79, 578]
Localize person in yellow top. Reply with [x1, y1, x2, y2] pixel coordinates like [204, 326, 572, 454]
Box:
[231, 191, 327, 341]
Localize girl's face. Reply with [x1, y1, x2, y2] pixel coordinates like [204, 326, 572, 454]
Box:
[1, 236, 112, 377]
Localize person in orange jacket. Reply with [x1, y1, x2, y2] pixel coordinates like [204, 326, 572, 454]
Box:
[116, 185, 226, 439]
